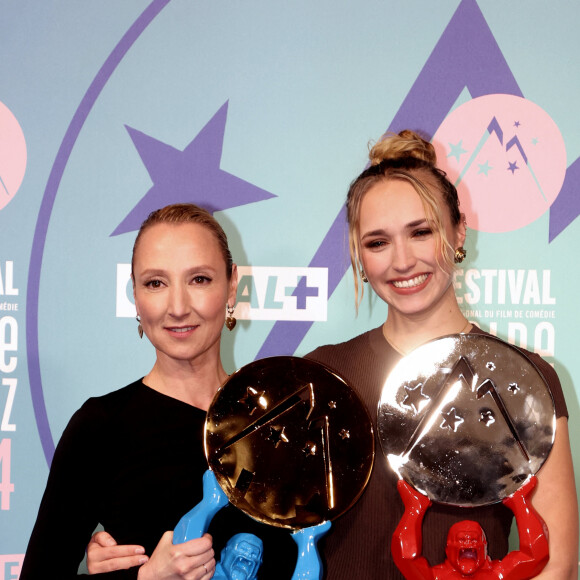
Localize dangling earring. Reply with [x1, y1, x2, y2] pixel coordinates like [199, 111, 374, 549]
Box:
[361, 270, 368, 283]
[136, 315, 143, 339]
[225, 304, 237, 331]
[454, 247, 467, 264]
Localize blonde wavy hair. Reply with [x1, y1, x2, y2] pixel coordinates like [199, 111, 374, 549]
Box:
[346, 130, 462, 309]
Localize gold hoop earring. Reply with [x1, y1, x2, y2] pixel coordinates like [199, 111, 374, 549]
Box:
[361, 270, 368, 283]
[454, 247, 467, 264]
[136, 315, 143, 339]
[225, 304, 237, 331]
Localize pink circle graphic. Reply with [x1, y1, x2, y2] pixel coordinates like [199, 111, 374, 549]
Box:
[0, 101, 27, 211]
[433, 95, 566, 233]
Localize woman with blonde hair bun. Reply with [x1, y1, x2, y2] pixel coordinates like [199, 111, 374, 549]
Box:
[307, 130, 578, 579]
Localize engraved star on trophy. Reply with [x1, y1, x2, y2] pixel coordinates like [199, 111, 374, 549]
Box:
[174, 356, 375, 580]
[378, 334, 554, 579]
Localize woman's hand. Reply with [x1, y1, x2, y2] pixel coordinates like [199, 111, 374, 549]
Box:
[137, 531, 215, 580]
[87, 531, 148, 573]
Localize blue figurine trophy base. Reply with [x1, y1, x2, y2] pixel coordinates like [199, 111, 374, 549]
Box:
[174, 469, 332, 580]
[174, 469, 229, 544]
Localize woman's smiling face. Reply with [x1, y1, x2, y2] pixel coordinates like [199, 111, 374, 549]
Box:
[132, 222, 237, 365]
[359, 177, 464, 321]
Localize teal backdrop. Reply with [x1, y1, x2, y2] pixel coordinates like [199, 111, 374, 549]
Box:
[1, 1, 579, 577]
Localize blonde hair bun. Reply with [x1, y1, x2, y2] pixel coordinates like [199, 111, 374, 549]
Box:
[368, 129, 436, 167]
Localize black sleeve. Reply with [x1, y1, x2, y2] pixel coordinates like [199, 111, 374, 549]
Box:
[20, 400, 136, 579]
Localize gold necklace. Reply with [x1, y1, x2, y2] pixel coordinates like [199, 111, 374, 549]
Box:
[385, 320, 472, 356]
[459, 320, 472, 334]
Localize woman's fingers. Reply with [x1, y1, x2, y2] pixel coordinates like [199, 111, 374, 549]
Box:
[87, 532, 148, 573]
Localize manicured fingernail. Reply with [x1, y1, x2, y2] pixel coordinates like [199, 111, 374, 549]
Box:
[135, 547, 145, 554]
[138, 556, 148, 565]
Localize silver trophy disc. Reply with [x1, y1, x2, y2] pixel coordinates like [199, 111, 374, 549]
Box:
[377, 334, 556, 506]
[205, 356, 375, 529]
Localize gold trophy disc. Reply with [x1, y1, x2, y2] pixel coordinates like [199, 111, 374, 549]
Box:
[378, 334, 556, 506]
[205, 356, 374, 529]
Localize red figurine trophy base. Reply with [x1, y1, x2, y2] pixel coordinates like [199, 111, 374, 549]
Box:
[392, 476, 548, 579]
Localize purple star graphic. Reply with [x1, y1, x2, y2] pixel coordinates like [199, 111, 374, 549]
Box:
[507, 161, 519, 174]
[514, 120, 521, 128]
[111, 101, 276, 235]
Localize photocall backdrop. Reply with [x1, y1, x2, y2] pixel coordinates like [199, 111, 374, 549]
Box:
[1, 1, 579, 576]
